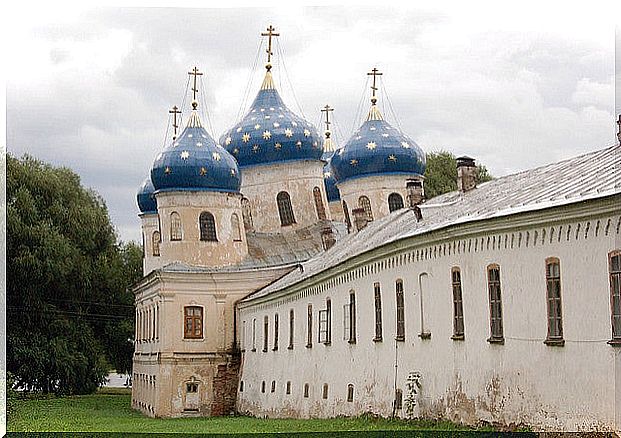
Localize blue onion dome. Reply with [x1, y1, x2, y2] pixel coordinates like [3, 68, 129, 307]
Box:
[321, 130, 340, 202]
[137, 176, 157, 214]
[151, 105, 241, 193]
[219, 71, 323, 167]
[331, 102, 426, 183]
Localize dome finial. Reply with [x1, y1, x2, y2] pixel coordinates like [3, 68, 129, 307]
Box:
[261, 25, 280, 71]
[169, 105, 181, 140]
[188, 66, 203, 108]
[321, 104, 334, 139]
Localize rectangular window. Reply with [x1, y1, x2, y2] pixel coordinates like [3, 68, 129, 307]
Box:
[241, 320, 246, 352]
[306, 304, 313, 348]
[452, 268, 465, 340]
[374, 283, 383, 342]
[273, 313, 279, 351]
[395, 280, 405, 341]
[288, 309, 294, 350]
[252, 318, 256, 351]
[184, 306, 203, 339]
[263, 316, 269, 352]
[545, 258, 564, 345]
[349, 292, 357, 344]
[610, 251, 621, 344]
[343, 304, 351, 341]
[319, 310, 328, 344]
[487, 265, 504, 343]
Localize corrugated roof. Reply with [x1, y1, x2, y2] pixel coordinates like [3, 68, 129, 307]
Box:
[246, 144, 621, 301]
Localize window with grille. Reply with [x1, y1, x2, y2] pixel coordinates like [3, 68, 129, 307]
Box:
[342, 200, 352, 231]
[288, 309, 294, 349]
[263, 316, 269, 352]
[186, 382, 198, 393]
[609, 251, 621, 344]
[170, 212, 182, 241]
[199, 211, 217, 241]
[374, 283, 382, 342]
[452, 268, 465, 339]
[348, 292, 356, 343]
[313, 186, 327, 220]
[396, 280, 405, 341]
[184, 306, 203, 339]
[358, 196, 374, 221]
[252, 318, 256, 351]
[306, 304, 313, 348]
[277, 191, 296, 226]
[271, 381, 276, 393]
[273, 313, 279, 351]
[152, 231, 161, 256]
[388, 193, 404, 212]
[318, 299, 331, 344]
[487, 265, 504, 343]
[545, 258, 564, 344]
[231, 213, 242, 241]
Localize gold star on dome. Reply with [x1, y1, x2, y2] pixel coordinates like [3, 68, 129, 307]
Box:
[231, 169, 236, 176]
[233, 148, 239, 155]
[270, 107, 275, 111]
[180, 150, 190, 160]
[164, 166, 171, 174]
[236, 127, 242, 133]
[388, 155, 397, 162]
[254, 124, 261, 130]
[273, 122, 280, 128]
[303, 129, 310, 137]
[401, 142, 410, 148]
[252, 144, 260, 153]
[225, 137, 232, 145]
[212, 152, 221, 161]
[274, 142, 282, 150]
[200, 167, 207, 176]
[242, 133, 251, 143]
[284, 128, 293, 138]
[260, 108, 265, 112]
[350, 159, 358, 166]
[265, 115, 271, 119]
[263, 130, 272, 140]
[296, 141, 302, 148]
[366, 142, 377, 150]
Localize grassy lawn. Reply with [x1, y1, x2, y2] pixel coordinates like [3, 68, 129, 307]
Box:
[7, 389, 495, 435]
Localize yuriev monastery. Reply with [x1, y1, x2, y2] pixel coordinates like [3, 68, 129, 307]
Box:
[132, 26, 621, 432]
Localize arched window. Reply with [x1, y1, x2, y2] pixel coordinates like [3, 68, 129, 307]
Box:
[152, 231, 161, 256]
[277, 191, 296, 226]
[303, 383, 310, 398]
[170, 212, 182, 241]
[199, 212, 217, 242]
[342, 200, 352, 231]
[241, 197, 253, 231]
[313, 186, 327, 220]
[388, 193, 404, 212]
[358, 196, 373, 221]
[231, 213, 242, 242]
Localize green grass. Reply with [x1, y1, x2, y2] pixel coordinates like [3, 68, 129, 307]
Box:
[7, 392, 494, 435]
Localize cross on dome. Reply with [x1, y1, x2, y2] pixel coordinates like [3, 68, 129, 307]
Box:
[188, 66, 203, 109]
[321, 104, 334, 138]
[367, 67, 383, 105]
[169, 105, 181, 140]
[261, 25, 280, 71]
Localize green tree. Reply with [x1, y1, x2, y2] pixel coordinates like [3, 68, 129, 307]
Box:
[424, 151, 493, 199]
[7, 154, 142, 394]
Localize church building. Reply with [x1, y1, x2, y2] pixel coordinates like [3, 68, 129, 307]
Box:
[132, 26, 621, 432]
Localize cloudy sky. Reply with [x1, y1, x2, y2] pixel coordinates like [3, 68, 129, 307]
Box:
[5, 2, 620, 243]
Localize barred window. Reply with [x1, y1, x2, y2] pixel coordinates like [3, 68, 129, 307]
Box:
[545, 258, 563, 344]
[273, 313, 279, 351]
[252, 318, 256, 351]
[271, 381, 276, 393]
[487, 264, 504, 343]
[358, 196, 373, 221]
[388, 193, 404, 212]
[347, 384, 354, 402]
[277, 191, 296, 226]
[303, 383, 310, 398]
[318, 298, 331, 344]
[288, 309, 294, 350]
[199, 211, 217, 241]
[313, 186, 327, 221]
[263, 316, 269, 352]
[396, 280, 405, 341]
[152, 231, 161, 256]
[241, 197, 253, 230]
[184, 306, 203, 339]
[348, 291, 357, 343]
[170, 212, 182, 241]
[609, 250, 621, 343]
[452, 268, 465, 339]
[373, 282, 383, 342]
[306, 304, 313, 348]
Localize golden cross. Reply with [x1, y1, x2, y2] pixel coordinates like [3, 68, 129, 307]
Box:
[169, 105, 181, 139]
[261, 25, 280, 70]
[188, 66, 203, 106]
[321, 104, 334, 132]
[367, 67, 383, 103]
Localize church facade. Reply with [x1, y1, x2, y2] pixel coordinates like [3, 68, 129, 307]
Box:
[131, 27, 621, 432]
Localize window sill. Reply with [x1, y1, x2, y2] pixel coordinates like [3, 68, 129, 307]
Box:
[544, 338, 565, 347]
[287, 345, 293, 350]
[418, 332, 431, 340]
[251, 348, 256, 352]
[487, 337, 505, 345]
[305, 344, 312, 349]
[262, 348, 268, 353]
[373, 337, 383, 343]
[451, 334, 465, 341]
[323, 341, 331, 346]
[183, 338, 204, 342]
[272, 347, 278, 351]
[608, 339, 621, 347]
[395, 336, 405, 342]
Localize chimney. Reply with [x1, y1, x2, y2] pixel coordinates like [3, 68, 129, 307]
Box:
[352, 207, 369, 231]
[321, 226, 336, 251]
[456, 156, 477, 193]
[406, 179, 424, 207]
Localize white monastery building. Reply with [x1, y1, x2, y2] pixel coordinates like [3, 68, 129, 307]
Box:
[132, 26, 621, 432]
